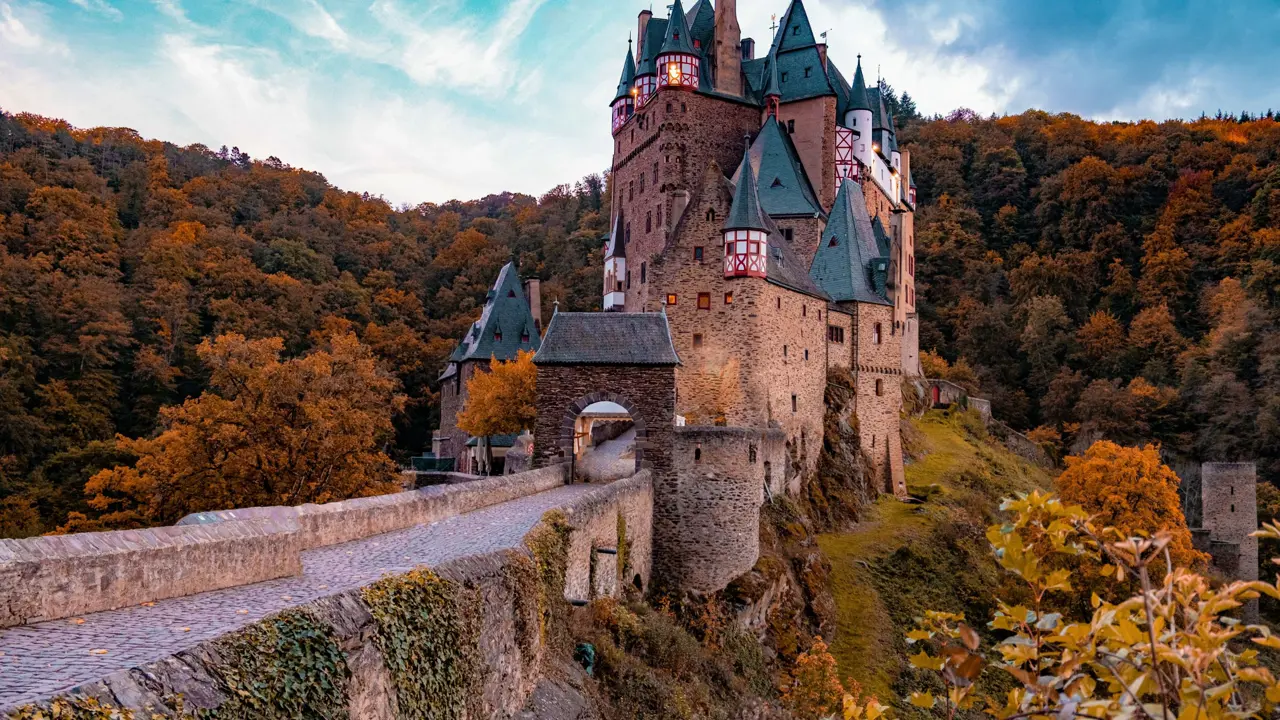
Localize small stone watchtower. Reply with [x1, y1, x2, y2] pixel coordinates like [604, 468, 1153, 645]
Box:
[1198, 462, 1259, 584]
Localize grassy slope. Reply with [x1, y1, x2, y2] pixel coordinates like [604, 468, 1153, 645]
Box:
[817, 410, 1053, 710]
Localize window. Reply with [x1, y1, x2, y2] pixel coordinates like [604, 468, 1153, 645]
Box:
[792, 25, 800, 35]
[694, 246, 704, 261]
[626, 271, 631, 289]
[705, 208, 716, 222]
[640, 174, 645, 193]
[828, 326, 845, 343]
[802, 305, 807, 317]
[641, 262, 647, 283]
[787, 119, 795, 134]
[681, 102, 687, 112]
[697, 292, 711, 310]
[776, 298, 781, 309]
[694, 447, 702, 463]
[791, 394, 797, 412]
[521, 331, 530, 343]
[781, 72, 789, 83]
[783, 345, 788, 357]
[804, 349, 809, 360]
[693, 333, 703, 348]
[828, 236, 839, 247]
[625, 223, 631, 244]
[749, 444, 757, 463]
[653, 162, 659, 184]
[657, 206, 662, 228]
[494, 330, 502, 341]
[875, 379, 883, 396]
[804, 67, 812, 78]
[782, 228, 794, 243]
[628, 181, 634, 201]
[507, 290, 516, 297]
[724, 291, 734, 304]
[667, 102, 673, 112]
[873, 323, 882, 344]
[666, 293, 677, 305]
[645, 212, 652, 233]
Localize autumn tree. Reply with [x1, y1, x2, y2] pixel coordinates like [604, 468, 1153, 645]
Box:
[780, 637, 849, 720]
[85, 333, 404, 526]
[1054, 441, 1204, 570]
[456, 350, 537, 472]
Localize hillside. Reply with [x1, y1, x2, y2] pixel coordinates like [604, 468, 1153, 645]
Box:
[4, 107, 1280, 536]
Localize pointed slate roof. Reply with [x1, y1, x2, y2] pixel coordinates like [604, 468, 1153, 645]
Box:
[849, 59, 872, 112]
[534, 313, 680, 366]
[687, 0, 716, 52]
[605, 209, 626, 259]
[724, 145, 770, 232]
[659, 0, 697, 56]
[613, 44, 636, 103]
[763, 57, 782, 99]
[636, 18, 668, 76]
[732, 116, 823, 218]
[809, 180, 892, 306]
[770, 0, 817, 55]
[446, 262, 542, 365]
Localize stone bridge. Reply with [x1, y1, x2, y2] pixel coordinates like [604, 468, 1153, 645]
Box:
[0, 467, 653, 717]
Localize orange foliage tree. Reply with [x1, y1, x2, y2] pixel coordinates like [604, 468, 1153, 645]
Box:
[456, 350, 538, 469]
[85, 332, 404, 526]
[781, 636, 884, 720]
[1054, 441, 1205, 570]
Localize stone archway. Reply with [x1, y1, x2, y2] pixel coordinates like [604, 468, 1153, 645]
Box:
[559, 393, 647, 477]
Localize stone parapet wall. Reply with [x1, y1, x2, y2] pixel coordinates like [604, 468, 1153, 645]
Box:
[558, 472, 655, 603]
[178, 465, 567, 550]
[0, 518, 303, 629]
[0, 467, 567, 630]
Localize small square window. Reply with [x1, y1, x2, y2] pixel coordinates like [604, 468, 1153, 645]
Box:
[694, 246, 704, 261]
[666, 293, 677, 305]
[781, 72, 789, 82]
[787, 120, 795, 134]
[724, 291, 734, 304]
[804, 67, 812, 78]
[697, 292, 711, 310]
[693, 333, 703, 348]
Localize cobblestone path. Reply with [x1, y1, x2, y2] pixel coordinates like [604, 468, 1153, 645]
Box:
[0, 483, 597, 710]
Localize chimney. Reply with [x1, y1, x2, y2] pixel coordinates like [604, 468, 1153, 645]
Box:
[714, 0, 742, 97]
[816, 43, 828, 69]
[740, 37, 755, 61]
[637, 10, 652, 60]
[524, 278, 543, 333]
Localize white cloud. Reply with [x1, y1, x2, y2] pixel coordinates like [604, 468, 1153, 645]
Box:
[68, 0, 122, 21]
[0, 1, 68, 55]
[151, 0, 191, 25]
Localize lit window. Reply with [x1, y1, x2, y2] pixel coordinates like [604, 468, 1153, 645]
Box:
[666, 293, 677, 305]
[694, 246, 704, 261]
[698, 292, 711, 310]
[724, 291, 734, 304]
[494, 331, 502, 341]
[521, 332, 530, 343]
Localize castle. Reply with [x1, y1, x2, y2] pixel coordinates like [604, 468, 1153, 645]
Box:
[602, 0, 919, 490]
[431, 0, 922, 592]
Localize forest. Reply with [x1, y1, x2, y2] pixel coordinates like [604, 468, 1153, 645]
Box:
[2, 105, 1280, 536]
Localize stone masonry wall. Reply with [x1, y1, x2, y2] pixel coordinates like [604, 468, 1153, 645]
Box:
[0, 519, 302, 630]
[777, 96, 838, 210]
[665, 427, 785, 592]
[559, 472, 654, 603]
[853, 302, 906, 496]
[611, 87, 761, 312]
[439, 360, 481, 471]
[826, 306, 855, 370]
[0, 467, 568, 630]
[1202, 462, 1259, 583]
[178, 465, 568, 550]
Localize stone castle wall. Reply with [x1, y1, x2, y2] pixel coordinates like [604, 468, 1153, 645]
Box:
[1201, 462, 1259, 583]
[611, 87, 762, 312]
[559, 472, 654, 603]
[663, 426, 786, 592]
[438, 360, 481, 471]
[777, 96, 838, 210]
[852, 302, 906, 495]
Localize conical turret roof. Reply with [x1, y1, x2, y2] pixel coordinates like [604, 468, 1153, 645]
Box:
[659, 0, 697, 56]
[606, 209, 627, 259]
[763, 57, 782, 98]
[724, 143, 770, 232]
[613, 43, 636, 103]
[850, 57, 872, 112]
[809, 180, 891, 306]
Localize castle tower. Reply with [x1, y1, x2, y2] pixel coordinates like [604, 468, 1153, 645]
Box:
[713, 0, 743, 97]
[635, 10, 658, 105]
[847, 58, 874, 171]
[763, 58, 781, 120]
[724, 144, 770, 278]
[656, 0, 700, 91]
[611, 41, 637, 135]
[604, 209, 627, 310]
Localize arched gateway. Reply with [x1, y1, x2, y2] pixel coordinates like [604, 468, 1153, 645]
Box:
[531, 312, 679, 479]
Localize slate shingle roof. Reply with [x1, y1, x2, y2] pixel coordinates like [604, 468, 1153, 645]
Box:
[533, 313, 680, 366]
[809, 180, 892, 306]
[605, 209, 626, 259]
[446, 262, 542, 367]
[659, 0, 697, 56]
[724, 146, 770, 232]
[614, 44, 636, 102]
[731, 116, 823, 218]
[637, 18, 668, 77]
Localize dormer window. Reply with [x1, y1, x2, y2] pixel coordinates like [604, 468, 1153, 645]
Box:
[804, 67, 812, 78]
[494, 330, 502, 342]
[507, 290, 516, 297]
[829, 236, 839, 247]
[781, 72, 788, 83]
[792, 25, 800, 35]
[521, 331, 530, 343]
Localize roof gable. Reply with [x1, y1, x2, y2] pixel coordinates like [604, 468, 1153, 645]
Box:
[659, 0, 697, 56]
[772, 0, 817, 55]
[809, 180, 891, 306]
[773, 46, 835, 102]
[448, 262, 542, 364]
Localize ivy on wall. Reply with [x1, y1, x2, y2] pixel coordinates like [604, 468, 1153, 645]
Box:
[524, 510, 572, 652]
[200, 609, 350, 719]
[6, 697, 149, 720]
[361, 569, 482, 720]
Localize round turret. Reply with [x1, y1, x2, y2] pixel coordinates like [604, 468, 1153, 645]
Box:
[655, 0, 700, 91]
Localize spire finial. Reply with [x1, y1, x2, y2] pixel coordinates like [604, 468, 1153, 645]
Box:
[553, 299, 560, 314]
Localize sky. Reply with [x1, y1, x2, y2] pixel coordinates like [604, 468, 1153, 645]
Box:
[1, 0, 1278, 206]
